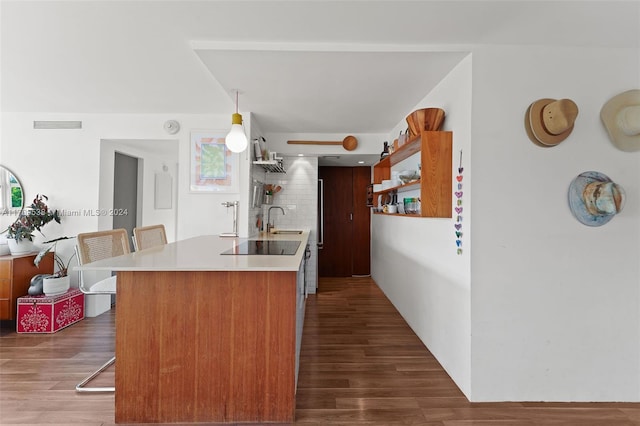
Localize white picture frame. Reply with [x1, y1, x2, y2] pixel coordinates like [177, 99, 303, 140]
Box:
[190, 131, 239, 193]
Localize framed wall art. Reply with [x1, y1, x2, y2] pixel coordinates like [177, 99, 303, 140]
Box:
[190, 131, 239, 193]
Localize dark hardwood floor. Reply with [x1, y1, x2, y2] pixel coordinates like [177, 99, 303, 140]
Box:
[1, 277, 639, 425]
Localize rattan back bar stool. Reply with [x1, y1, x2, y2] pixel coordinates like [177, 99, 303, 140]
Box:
[132, 224, 167, 251]
[74, 228, 131, 392]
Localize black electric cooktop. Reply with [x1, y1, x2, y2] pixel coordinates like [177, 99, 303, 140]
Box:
[221, 240, 301, 256]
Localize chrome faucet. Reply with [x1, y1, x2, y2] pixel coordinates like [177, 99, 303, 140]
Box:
[220, 201, 239, 237]
[267, 206, 285, 233]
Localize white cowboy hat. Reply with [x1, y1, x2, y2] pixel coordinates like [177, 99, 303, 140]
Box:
[568, 171, 625, 227]
[600, 89, 640, 152]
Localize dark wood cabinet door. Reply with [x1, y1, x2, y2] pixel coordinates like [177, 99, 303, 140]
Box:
[319, 167, 353, 277]
[318, 167, 371, 277]
[352, 167, 371, 276]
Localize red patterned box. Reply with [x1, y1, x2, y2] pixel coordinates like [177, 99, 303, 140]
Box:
[17, 288, 84, 333]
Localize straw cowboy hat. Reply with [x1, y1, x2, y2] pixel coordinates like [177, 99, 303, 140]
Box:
[568, 171, 625, 227]
[600, 89, 640, 152]
[525, 98, 579, 146]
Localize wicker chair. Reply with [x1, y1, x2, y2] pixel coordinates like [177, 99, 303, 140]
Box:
[74, 228, 131, 392]
[132, 224, 167, 251]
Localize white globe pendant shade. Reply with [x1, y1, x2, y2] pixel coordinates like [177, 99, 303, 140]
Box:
[225, 112, 248, 153]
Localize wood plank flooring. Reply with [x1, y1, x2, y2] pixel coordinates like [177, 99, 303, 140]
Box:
[1, 276, 639, 425]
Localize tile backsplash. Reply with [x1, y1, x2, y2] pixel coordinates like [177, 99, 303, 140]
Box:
[251, 156, 318, 294]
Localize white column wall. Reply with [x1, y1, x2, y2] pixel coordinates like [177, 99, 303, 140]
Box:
[371, 44, 640, 402]
[470, 45, 640, 401]
[371, 55, 473, 397]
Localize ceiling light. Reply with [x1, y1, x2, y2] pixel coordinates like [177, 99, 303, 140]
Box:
[225, 90, 248, 153]
[358, 161, 365, 164]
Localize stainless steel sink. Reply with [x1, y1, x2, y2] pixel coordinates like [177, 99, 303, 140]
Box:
[272, 230, 303, 234]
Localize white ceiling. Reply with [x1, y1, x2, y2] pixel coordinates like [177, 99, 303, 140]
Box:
[1, 0, 639, 165]
[195, 48, 468, 133]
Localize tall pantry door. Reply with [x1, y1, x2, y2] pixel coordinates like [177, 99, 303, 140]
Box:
[318, 166, 371, 277]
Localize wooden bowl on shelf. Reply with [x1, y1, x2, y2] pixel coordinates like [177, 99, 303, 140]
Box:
[406, 108, 445, 137]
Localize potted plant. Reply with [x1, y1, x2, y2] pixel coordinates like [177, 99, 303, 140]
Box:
[33, 236, 76, 296]
[5, 215, 36, 254]
[4, 194, 61, 255]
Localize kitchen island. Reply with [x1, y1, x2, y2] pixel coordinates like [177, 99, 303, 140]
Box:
[76, 231, 310, 424]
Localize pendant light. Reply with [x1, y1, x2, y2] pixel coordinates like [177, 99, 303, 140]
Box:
[225, 90, 248, 153]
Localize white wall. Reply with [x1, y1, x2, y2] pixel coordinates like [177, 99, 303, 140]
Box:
[470, 45, 640, 401]
[0, 112, 253, 273]
[371, 54, 473, 397]
[373, 44, 640, 402]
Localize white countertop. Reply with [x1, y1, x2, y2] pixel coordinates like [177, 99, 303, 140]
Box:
[75, 231, 310, 272]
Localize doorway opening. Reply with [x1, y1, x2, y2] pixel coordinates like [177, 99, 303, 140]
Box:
[99, 139, 179, 242]
[113, 152, 139, 240]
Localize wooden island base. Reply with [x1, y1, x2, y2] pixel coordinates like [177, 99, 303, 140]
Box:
[115, 270, 297, 424]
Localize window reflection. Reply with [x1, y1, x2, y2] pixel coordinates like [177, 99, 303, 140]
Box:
[0, 167, 24, 213]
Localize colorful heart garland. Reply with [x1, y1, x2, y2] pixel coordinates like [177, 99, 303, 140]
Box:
[454, 150, 464, 255]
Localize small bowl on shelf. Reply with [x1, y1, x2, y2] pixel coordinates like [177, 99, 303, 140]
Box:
[399, 171, 420, 184]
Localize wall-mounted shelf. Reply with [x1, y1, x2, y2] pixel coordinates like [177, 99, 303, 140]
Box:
[373, 212, 422, 217]
[253, 160, 286, 173]
[372, 131, 452, 218]
[374, 180, 420, 196]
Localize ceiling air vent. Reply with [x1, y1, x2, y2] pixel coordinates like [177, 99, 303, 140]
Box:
[33, 121, 82, 129]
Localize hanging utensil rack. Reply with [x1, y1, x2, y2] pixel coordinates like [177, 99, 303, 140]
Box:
[253, 160, 286, 173]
